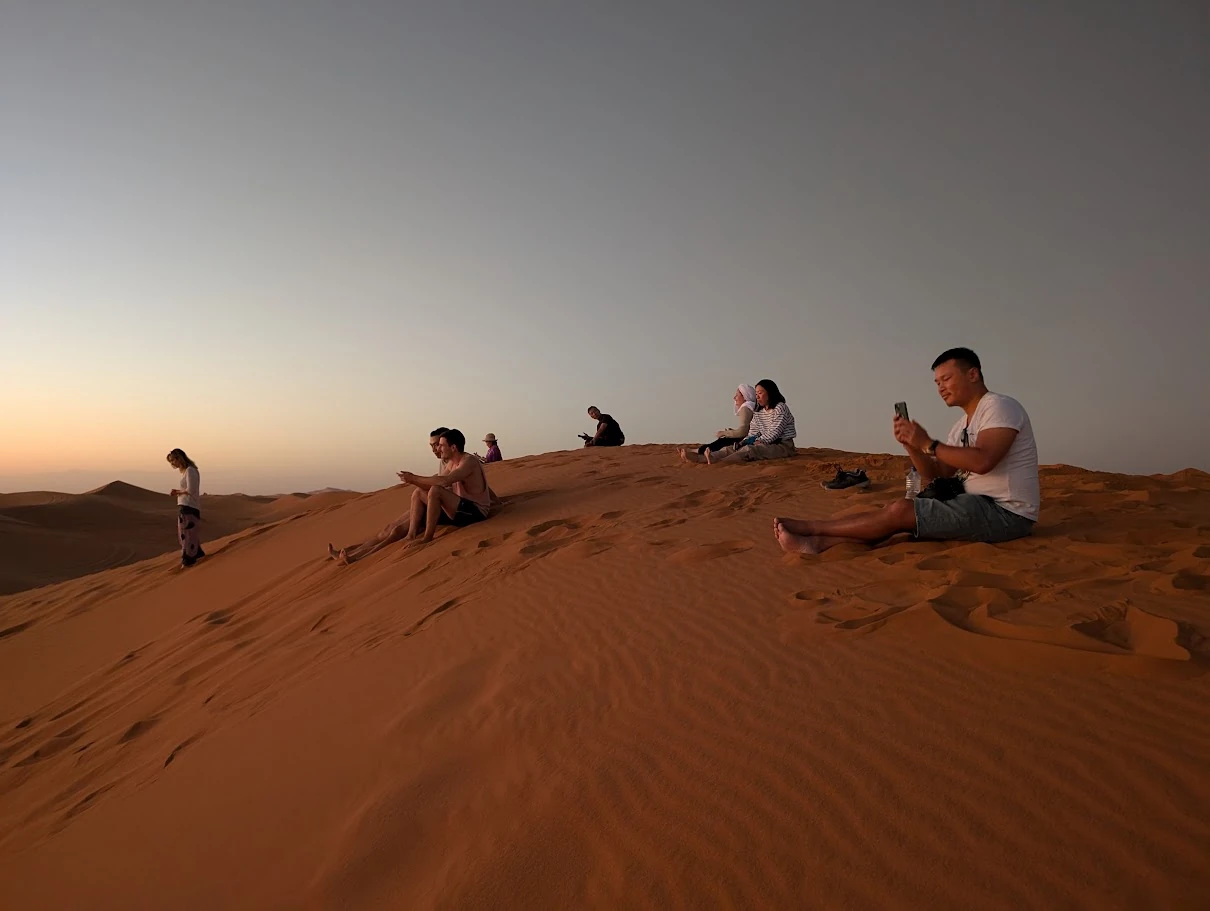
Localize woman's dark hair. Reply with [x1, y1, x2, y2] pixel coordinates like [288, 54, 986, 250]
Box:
[755, 379, 786, 409]
[440, 429, 466, 453]
[167, 448, 197, 469]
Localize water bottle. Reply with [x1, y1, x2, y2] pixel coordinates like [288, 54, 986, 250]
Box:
[905, 467, 920, 499]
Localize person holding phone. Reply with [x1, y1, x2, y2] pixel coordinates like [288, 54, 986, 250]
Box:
[774, 348, 1039, 553]
[327, 428, 452, 564]
[167, 448, 205, 568]
[581, 407, 625, 447]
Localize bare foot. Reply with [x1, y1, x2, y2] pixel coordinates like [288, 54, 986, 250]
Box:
[774, 521, 824, 555]
[678, 448, 688, 463]
[336, 548, 351, 566]
[327, 543, 339, 560]
[773, 516, 812, 536]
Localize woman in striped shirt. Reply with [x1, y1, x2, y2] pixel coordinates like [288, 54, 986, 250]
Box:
[702, 379, 797, 465]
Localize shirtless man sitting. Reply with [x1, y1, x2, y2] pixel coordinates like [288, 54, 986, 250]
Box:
[327, 427, 452, 564]
[399, 428, 492, 545]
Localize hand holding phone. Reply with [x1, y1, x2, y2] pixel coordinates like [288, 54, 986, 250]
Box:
[894, 401, 909, 422]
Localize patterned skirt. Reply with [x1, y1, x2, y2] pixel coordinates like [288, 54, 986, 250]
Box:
[178, 506, 205, 566]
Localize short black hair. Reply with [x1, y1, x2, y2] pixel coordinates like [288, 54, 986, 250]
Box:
[931, 347, 982, 374]
[755, 379, 786, 409]
[429, 426, 449, 438]
[440, 428, 466, 453]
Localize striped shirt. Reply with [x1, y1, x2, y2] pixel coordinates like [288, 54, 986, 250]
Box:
[749, 402, 796, 443]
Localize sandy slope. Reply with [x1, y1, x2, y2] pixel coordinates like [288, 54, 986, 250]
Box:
[0, 482, 358, 594]
[0, 447, 1207, 909]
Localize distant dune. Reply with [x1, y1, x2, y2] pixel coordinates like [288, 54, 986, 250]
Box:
[0, 482, 360, 594]
[0, 447, 1207, 908]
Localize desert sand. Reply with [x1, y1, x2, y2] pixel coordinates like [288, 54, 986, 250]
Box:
[1, 446, 1208, 909]
[0, 482, 357, 595]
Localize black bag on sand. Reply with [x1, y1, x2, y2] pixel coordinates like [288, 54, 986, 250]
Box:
[917, 476, 965, 501]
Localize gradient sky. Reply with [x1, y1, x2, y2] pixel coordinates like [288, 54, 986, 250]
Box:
[3, 1, 1208, 494]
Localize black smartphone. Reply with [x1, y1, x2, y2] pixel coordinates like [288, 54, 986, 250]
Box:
[894, 401, 909, 421]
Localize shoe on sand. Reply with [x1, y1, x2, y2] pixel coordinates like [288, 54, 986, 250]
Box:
[821, 469, 870, 490]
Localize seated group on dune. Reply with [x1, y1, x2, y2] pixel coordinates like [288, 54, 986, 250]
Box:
[677, 349, 1039, 555]
[327, 428, 498, 565]
[173, 347, 1039, 569]
[680, 378, 797, 465]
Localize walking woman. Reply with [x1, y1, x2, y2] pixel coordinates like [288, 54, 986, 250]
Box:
[167, 448, 205, 567]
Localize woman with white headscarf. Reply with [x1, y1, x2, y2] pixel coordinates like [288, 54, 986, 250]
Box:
[679, 384, 758, 464]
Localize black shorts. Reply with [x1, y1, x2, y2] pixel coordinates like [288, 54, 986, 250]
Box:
[438, 497, 488, 528]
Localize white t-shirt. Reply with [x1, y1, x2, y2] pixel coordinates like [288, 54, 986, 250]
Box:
[945, 392, 1040, 521]
[177, 466, 201, 510]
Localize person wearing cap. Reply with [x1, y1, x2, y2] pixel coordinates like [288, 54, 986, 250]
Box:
[480, 433, 503, 463]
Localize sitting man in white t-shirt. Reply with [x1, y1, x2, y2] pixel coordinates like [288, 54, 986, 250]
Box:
[774, 347, 1039, 554]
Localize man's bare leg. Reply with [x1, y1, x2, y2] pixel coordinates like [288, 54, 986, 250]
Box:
[773, 520, 868, 554]
[405, 488, 427, 541]
[419, 486, 463, 543]
[772, 499, 917, 554]
[343, 521, 410, 564]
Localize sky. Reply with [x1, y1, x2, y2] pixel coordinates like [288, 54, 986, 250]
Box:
[2, 0, 1208, 494]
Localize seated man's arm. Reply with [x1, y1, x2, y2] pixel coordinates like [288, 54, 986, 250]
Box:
[906, 448, 953, 484]
[432, 458, 476, 488]
[935, 427, 1017, 476]
[404, 473, 441, 491]
[895, 417, 956, 482]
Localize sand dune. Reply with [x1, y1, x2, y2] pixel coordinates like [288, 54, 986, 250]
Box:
[0, 482, 360, 595]
[1, 447, 1208, 909]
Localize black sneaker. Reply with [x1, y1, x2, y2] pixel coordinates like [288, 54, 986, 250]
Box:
[821, 469, 870, 490]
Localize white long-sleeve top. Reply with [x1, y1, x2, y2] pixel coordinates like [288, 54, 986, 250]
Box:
[748, 402, 796, 444]
[177, 466, 201, 510]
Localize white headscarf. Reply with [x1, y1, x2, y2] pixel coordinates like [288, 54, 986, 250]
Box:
[736, 384, 758, 415]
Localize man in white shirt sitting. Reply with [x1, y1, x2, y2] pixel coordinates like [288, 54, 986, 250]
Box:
[775, 347, 1039, 554]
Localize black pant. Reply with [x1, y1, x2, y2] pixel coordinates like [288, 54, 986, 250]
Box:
[697, 437, 738, 455]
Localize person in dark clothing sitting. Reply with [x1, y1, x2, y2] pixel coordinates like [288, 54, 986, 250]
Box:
[580, 406, 625, 447]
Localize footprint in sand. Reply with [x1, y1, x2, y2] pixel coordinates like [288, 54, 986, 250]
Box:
[668, 540, 755, 563]
[526, 518, 580, 537]
[163, 734, 202, 768]
[119, 718, 158, 744]
[403, 597, 462, 637]
[0, 619, 36, 640]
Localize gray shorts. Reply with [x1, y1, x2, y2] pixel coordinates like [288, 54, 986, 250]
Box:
[913, 494, 1035, 543]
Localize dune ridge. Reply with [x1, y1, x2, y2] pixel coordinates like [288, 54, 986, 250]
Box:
[0, 482, 360, 595]
[1, 446, 1208, 909]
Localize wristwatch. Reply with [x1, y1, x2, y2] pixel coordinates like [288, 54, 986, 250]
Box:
[926, 439, 940, 456]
